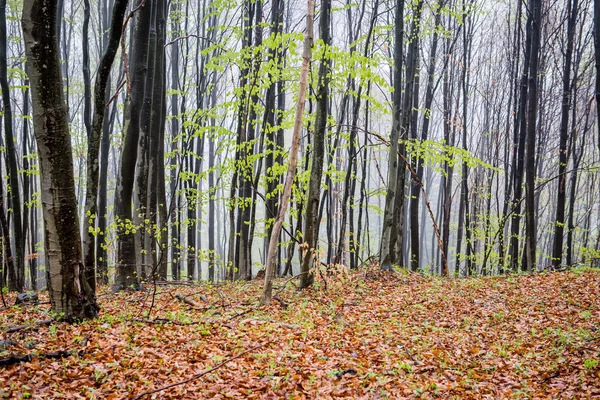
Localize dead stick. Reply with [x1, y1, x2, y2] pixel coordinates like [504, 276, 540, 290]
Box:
[175, 294, 204, 308]
[0, 349, 85, 367]
[6, 319, 52, 334]
[134, 341, 272, 399]
[397, 152, 448, 275]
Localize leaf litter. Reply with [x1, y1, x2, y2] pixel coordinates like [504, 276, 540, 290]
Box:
[0, 267, 599, 399]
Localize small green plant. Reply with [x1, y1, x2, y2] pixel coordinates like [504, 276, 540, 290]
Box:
[583, 358, 598, 369]
[93, 369, 109, 383]
[397, 362, 412, 373]
[580, 311, 591, 320]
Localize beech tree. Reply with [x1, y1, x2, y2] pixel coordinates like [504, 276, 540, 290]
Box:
[22, 0, 97, 318]
[299, 0, 331, 289]
[114, 0, 153, 291]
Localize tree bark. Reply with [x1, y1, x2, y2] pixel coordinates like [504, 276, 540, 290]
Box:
[299, 0, 330, 288]
[379, 0, 405, 271]
[0, 0, 24, 292]
[262, 0, 313, 304]
[114, 0, 153, 290]
[551, 0, 577, 267]
[22, 0, 98, 319]
[524, 0, 542, 272]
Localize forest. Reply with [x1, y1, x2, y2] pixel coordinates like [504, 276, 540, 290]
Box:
[0, 0, 600, 397]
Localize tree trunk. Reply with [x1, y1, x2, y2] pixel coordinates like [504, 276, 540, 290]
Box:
[509, 0, 532, 272]
[403, 0, 424, 271]
[524, 0, 541, 272]
[22, 0, 98, 319]
[0, 0, 24, 292]
[595, 0, 600, 164]
[114, 0, 153, 291]
[299, 0, 330, 288]
[21, 66, 33, 288]
[379, 0, 405, 271]
[551, 0, 577, 267]
[147, 0, 167, 279]
[262, 0, 313, 304]
[82, 0, 129, 291]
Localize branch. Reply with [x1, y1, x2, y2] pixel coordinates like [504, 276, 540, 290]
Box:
[0, 349, 84, 367]
[397, 152, 448, 275]
[6, 319, 52, 334]
[164, 34, 219, 48]
[133, 341, 272, 399]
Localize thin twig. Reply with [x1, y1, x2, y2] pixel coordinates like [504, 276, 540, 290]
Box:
[397, 152, 448, 275]
[105, 79, 126, 107]
[164, 34, 219, 48]
[133, 341, 272, 399]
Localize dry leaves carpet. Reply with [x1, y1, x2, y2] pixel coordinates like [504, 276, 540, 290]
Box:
[1, 268, 599, 399]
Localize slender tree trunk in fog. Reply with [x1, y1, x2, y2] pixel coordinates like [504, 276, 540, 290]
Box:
[1, 0, 24, 291]
[82, 0, 129, 291]
[525, 0, 542, 272]
[379, 0, 405, 271]
[114, 0, 153, 291]
[551, 0, 577, 267]
[262, 0, 313, 304]
[300, 0, 331, 288]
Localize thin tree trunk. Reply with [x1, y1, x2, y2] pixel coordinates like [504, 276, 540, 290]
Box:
[262, 0, 313, 304]
[509, 0, 532, 272]
[551, 0, 577, 267]
[524, 0, 542, 272]
[300, 0, 331, 288]
[379, 0, 405, 271]
[114, 0, 153, 291]
[403, 0, 424, 271]
[0, 0, 24, 291]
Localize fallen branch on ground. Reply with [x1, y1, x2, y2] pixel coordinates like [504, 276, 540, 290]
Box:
[131, 318, 205, 326]
[0, 349, 85, 367]
[6, 319, 52, 334]
[274, 274, 300, 295]
[133, 341, 272, 399]
[273, 295, 288, 309]
[174, 293, 207, 308]
[153, 280, 194, 286]
[0, 335, 90, 367]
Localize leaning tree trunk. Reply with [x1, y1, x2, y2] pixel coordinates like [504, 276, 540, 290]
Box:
[22, 0, 98, 319]
[262, 0, 314, 305]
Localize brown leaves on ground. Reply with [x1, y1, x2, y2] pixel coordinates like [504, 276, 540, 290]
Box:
[1, 268, 599, 399]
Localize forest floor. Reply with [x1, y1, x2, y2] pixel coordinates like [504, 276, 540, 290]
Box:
[0, 267, 599, 399]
